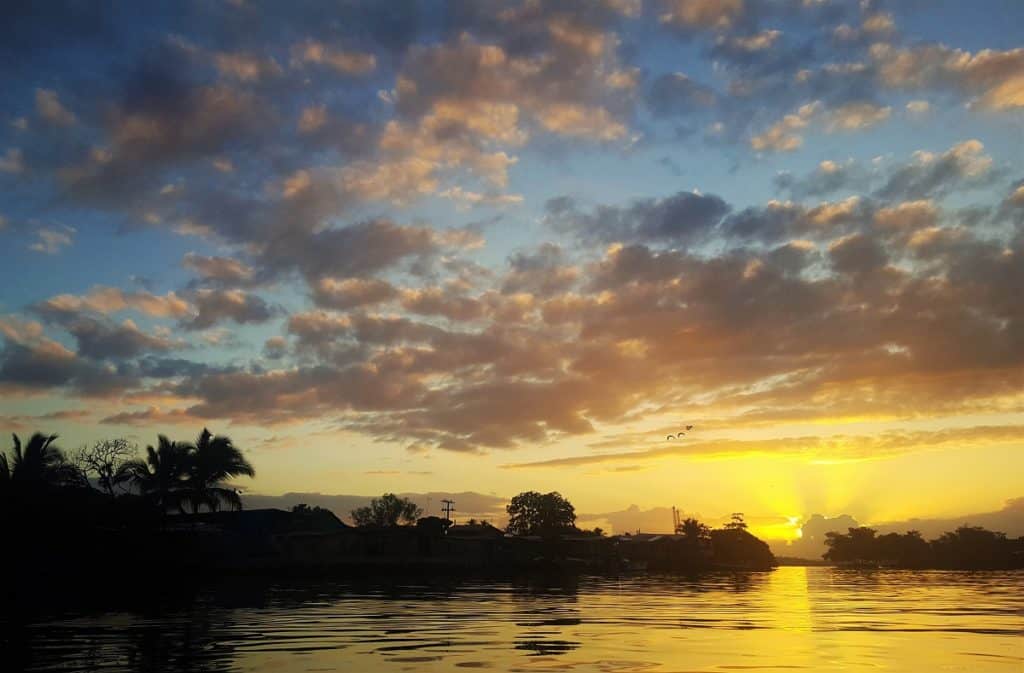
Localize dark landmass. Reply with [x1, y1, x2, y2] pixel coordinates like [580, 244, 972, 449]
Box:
[3, 430, 1021, 615]
[823, 526, 1024, 569]
[775, 556, 832, 566]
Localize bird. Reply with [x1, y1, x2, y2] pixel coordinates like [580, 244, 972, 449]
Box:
[666, 434, 675, 441]
[677, 430, 687, 436]
[686, 425, 693, 431]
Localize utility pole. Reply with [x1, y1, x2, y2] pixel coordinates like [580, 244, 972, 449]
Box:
[441, 499, 455, 524]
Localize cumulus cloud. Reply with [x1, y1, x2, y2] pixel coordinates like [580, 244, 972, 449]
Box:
[213, 51, 283, 81]
[751, 100, 890, 152]
[872, 43, 1024, 111]
[3, 0, 1023, 467]
[659, 0, 745, 32]
[875, 139, 995, 200]
[182, 253, 255, 286]
[545, 190, 731, 245]
[29, 226, 75, 254]
[291, 40, 377, 75]
[39, 287, 191, 319]
[180, 289, 276, 330]
[310, 277, 399, 311]
[35, 88, 76, 126]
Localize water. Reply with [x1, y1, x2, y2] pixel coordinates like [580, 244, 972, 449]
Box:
[6, 568, 1022, 672]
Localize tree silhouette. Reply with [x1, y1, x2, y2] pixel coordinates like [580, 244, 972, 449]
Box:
[184, 428, 254, 513]
[824, 526, 878, 562]
[505, 491, 576, 536]
[0, 451, 9, 491]
[679, 517, 710, 541]
[724, 512, 748, 530]
[123, 436, 189, 513]
[8, 433, 80, 488]
[72, 438, 137, 496]
[351, 493, 422, 526]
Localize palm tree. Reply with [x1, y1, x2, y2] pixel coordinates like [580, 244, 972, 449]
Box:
[123, 436, 189, 513]
[9, 433, 79, 487]
[184, 428, 254, 513]
[0, 451, 9, 492]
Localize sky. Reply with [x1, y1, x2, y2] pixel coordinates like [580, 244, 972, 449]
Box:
[1, 0, 1022, 544]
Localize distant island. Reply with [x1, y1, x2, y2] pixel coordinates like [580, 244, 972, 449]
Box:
[3, 430, 1022, 607]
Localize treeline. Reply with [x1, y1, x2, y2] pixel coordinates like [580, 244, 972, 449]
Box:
[0, 431, 254, 512]
[824, 526, 1024, 569]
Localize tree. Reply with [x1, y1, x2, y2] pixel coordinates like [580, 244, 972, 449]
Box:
[0, 452, 9, 491]
[184, 428, 255, 513]
[505, 491, 576, 536]
[823, 526, 878, 562]
[679, 517, 710, 542]
[8, 433, 80, 488]
[725, 512, 748, 530]
[122, 436, 189, 513]
[351, 493, 422, 526]
[72, 438, 137, 496]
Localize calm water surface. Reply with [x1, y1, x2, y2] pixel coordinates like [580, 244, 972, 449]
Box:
[7, 567, 1022, 672]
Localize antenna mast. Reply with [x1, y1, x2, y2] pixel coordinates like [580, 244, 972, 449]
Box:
[441, 499, 455, 524]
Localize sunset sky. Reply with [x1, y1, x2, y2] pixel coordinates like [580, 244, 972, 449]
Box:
[1, 1, 1022, 543]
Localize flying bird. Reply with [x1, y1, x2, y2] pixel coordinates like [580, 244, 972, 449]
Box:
[686, 425, 693, 431]
[666, 434, 675, 441]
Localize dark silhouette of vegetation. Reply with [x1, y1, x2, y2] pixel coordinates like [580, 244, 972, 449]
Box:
[710, 526, 775, 569]
[185, 428, 254, 513]
[5, 433, 81, 489]
[122, 436, 191, 513]
[824, 525, 1023, 569]
[120, 429, 254, 514]
[679, 517, 711, 541]
[72, 438, 137, 496]
[506, 491, 577, 536]
[351, 493, 422, 526]
[724, 512, 748, 530]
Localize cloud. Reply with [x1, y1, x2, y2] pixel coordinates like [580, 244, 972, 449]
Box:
[180, 289, 275, 330]
[872, 43, 1024, 111]
[38, 286, 191, 319]
[291, 40, 377, 75]
[750, 101, 820, 151]
[875, 139, 995, 200]
[502, 425, 1024, 469]
[659, 0, 745, 32]
[776, 499, 1024, 558]
[502, 243, 580, 296]
[905, 99, 931, 117]
[182, 253, 255, 286]
[774, 140, 998, 202]
[751, 100, 890, 152]
[213, 51, 283, 81]
[0, 334, 135, 398]
[774, 159, 868, 199]
[439, 186, 524, 209]
[29, 226, 75, 254]
[35, 88, 76, 126]
[310, 277, 399, 311]
[545, 190, 731, 245]
[0, 148, 24, 174]
[63, 317, 181, 360]
[99, 406, 199, 426]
